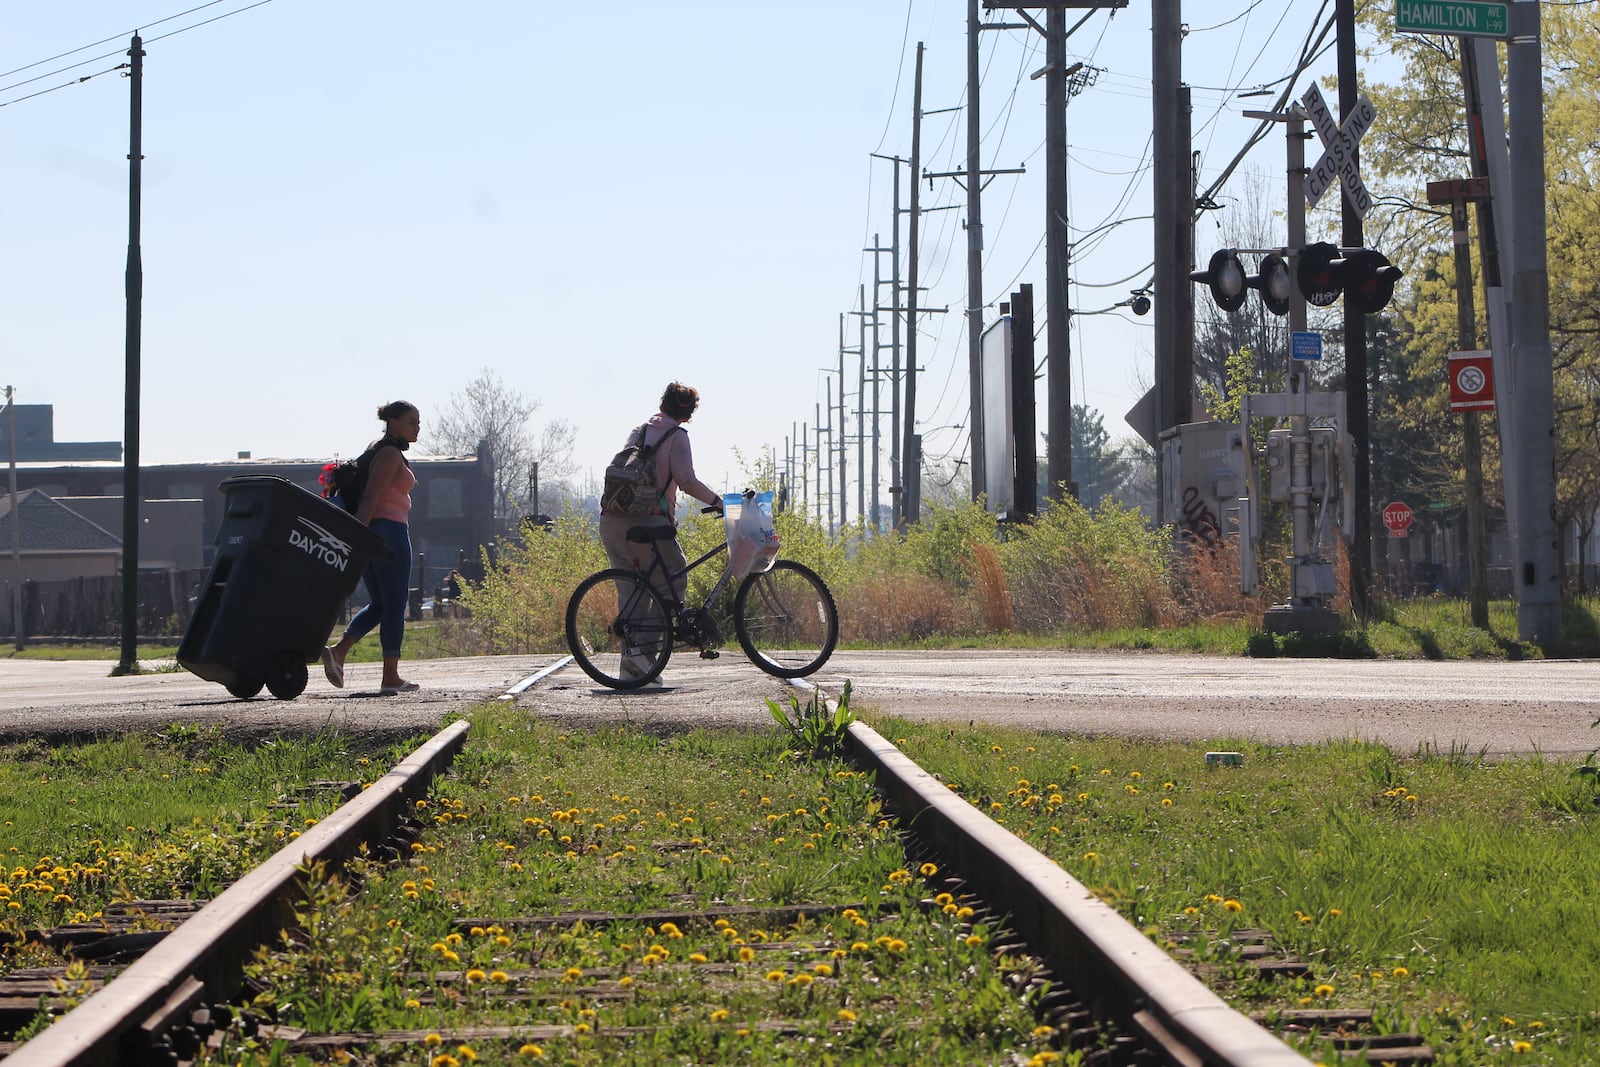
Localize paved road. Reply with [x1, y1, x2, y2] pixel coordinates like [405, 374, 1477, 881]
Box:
[4, 650, 1598, 757]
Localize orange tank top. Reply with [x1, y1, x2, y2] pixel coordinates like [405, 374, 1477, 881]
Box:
[370, 460, 415, 524]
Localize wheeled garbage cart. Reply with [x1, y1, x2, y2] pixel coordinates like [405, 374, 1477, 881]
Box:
[177, 475, 389, 700]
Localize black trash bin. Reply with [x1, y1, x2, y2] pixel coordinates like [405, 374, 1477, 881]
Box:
[178, 475, 390, 700]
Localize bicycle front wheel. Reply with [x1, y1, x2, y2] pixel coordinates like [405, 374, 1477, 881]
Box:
[566, 569, 672, 688]
[733, 560, 838, 678]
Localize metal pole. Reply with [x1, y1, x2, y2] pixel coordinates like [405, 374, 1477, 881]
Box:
[965, 0, 987, 501]
[116, 35, 145, 675]
[1507, 0, 1560, 640]
[889, 164, 903, 529]
[837, 313, 849, 530]
[871, 234, 883, 532]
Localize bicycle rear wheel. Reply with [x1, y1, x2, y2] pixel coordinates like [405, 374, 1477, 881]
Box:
[733, 560, 838, 678]
[566, 569, 672, 688]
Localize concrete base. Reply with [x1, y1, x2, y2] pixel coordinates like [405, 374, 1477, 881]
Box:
[1262, 604, 1344, 636]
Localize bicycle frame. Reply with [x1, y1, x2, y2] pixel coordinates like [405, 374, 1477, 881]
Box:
[635, 535, 737, 620]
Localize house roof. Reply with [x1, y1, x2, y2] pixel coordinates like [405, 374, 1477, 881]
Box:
[0, 489, 122, 553]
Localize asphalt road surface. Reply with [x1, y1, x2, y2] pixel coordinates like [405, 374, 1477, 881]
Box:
[4, 650, 1599, 758]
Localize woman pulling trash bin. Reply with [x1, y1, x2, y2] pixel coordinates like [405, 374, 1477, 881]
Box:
[322, 400, 422, 695]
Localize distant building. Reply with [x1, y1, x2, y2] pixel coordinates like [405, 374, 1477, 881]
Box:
[11, 444, 496, 592]
[0, 488, 123, 582]
[3, 404, 120, 462]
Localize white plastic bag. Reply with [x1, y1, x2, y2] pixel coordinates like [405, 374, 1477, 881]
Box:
[723, 490, 780, 580]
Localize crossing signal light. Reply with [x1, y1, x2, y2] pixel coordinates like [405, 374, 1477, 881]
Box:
[1343, 248, 1403, 314]
[1247, 253, 1292, 317]
[1295, 242, 1403, 313]
[1189, 249, 1247, 313]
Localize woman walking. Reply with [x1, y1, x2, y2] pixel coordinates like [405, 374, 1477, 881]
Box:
[322, 400, 421, 694]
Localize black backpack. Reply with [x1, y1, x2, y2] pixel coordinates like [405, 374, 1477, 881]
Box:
[600, 424, 681, 517]
[319, 438, 398, 513]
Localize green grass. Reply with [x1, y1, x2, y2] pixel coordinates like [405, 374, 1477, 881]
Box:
[0, 726, 422, 966]
[881, 717, 1600, 1066]
[10, 705, 1600, 1063]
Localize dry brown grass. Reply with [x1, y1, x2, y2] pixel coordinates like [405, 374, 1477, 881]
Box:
[836, 570, 966, 644]
[969, 543, 1014, 632]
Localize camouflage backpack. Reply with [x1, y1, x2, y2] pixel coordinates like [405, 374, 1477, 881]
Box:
[600, 425, 681, 517]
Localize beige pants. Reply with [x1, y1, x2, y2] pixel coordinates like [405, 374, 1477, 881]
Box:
[599, 514, 685, 679]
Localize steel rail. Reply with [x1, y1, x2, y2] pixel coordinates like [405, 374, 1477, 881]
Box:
[844, 719, 1314, 1067]
[8, 718, 471, 1067]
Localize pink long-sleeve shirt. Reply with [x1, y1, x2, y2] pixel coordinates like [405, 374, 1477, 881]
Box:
[639, 413, 719, 517]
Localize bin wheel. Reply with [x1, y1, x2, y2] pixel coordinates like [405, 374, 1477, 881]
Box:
[226, 678, 264, 700]
[265, 654, 308, 700]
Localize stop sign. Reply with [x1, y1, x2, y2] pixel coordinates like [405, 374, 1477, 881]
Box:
[1383, 500, 1413, 537]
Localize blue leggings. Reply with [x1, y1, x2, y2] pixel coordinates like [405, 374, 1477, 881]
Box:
[344, 519, 412, 658]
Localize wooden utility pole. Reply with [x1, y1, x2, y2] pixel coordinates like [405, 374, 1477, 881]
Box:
[1427, 178, 1492, 629]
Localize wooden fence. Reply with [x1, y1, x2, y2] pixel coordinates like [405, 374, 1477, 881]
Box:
[2, 568, 211, 641]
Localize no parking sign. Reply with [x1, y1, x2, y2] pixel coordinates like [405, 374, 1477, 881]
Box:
[1448, 350, 1495, 412]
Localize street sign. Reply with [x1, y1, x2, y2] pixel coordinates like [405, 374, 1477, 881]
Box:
[1301, 84, 1376, 218]
[1383, 500, 1414, 537]
[1291, 331, 1323, 362]
[1395, 0, 1509, 39]
[1448, 350, 1496, 412]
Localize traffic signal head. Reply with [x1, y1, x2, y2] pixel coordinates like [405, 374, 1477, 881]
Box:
[1247, 253, 1292, 317]
[1296, 241, 1344, 307]
[1296, 242, 1403, 313]
[1189, 249, 1247, 313]
[1343, 249, 1403, 314]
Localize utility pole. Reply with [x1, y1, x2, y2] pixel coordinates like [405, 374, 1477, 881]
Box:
[856, 286, 868, 528]
[965, 0, 987, 502]
[837, 313, 850, 530]
[868, 233, 887, 532]
[822, 378, 835, 531]
[1427, 178, 1491, 629]
[1506, 0, 1560, 641]
[5, 386, 21, 651]
[903, 44, 926, 527]
[986, 1, 1125, 507]
[115, 34, 145, 677]
[1333, 0, 1373, 622]
[1152, 0, 1192, 523]
[870, 155, 907, 528]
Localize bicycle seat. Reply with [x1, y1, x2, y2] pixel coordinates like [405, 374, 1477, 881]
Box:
[626, 524, 678, 544]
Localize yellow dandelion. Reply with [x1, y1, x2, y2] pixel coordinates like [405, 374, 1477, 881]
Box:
[1502, 1016, 1517, 1027]
[465, 969, 487, 983]
[404, 998, 421, 1009]
[1512, 1041, 1533, 1054]
[573, 1022, 591, 1034]
[765, 969, 786, 982]
[489, 970, 510, 983]
[813, 963, 833, 977]
[563, 967, 584, 982]
[431, 1057, 458, 1067]
[1033, 1024, 1057, 1037]
[618, 975, 634, 987]
[837, 1008, 858, 1022]
[1314, 984, 1335, 998]
[887, 938, 907, 953]
[1161, 798, 1173, 807]
[1392, 966, 1409, 977]
[457, 1047, 478, 1062]
[965, 934, 984, 948]
[689, 953, 709, 964]
[851, 941, 870, 953]
[739, 946, 756, 961]
[424, 1033, 444, 1047]
[790, 973, 814, 986]
[710, 1008, 730, 1022]
[1222, 899, 1243, 912]
[919, 862, 939, 876]
[1327, 908, 1342, 917]
[518, 1044, 544, 1058]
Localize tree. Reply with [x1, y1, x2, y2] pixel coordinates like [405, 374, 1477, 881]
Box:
[1063, 404, 1134, 510]
[1352, 6, 1600, 585]
[428, 368, 575, 519]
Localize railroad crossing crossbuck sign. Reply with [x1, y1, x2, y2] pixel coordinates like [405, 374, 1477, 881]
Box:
[1301, 83, 1376, 219]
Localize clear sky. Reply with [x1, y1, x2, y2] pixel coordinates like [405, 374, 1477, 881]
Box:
[2, 1, 1370, 503]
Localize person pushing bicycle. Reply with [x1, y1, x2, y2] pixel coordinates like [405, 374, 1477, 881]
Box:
[598, 382, 723, 682]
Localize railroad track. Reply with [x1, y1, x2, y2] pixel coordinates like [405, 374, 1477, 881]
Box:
[2, 665, 1421, 1066]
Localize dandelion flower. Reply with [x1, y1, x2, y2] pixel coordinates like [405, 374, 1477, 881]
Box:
[689, 953, 709, 964]
[1222, 899, 1243, 912]
[837, 1008, 858, 1022]
[424, 1033, 444, 1047]
[1314, 984, 1335, 998]
[404, 998, 421, 1010]
[710, 1008, 730, 1022]
[738, 946, 755, 961]
[618, 975, 634, 987]
[790, 973, 814, 986]
[765, 970, 786, 982]
[919, 862, 939, 876]
[813, 963, 833, 977]
[1392, 966, 1409, 977]
[1512, 1041, 1533, 1054]
[518, 1044, 544, 1058]
[465, 969, 487, 983]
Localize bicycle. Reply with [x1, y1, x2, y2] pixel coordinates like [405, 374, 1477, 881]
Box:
[565, 506, 838, 689]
